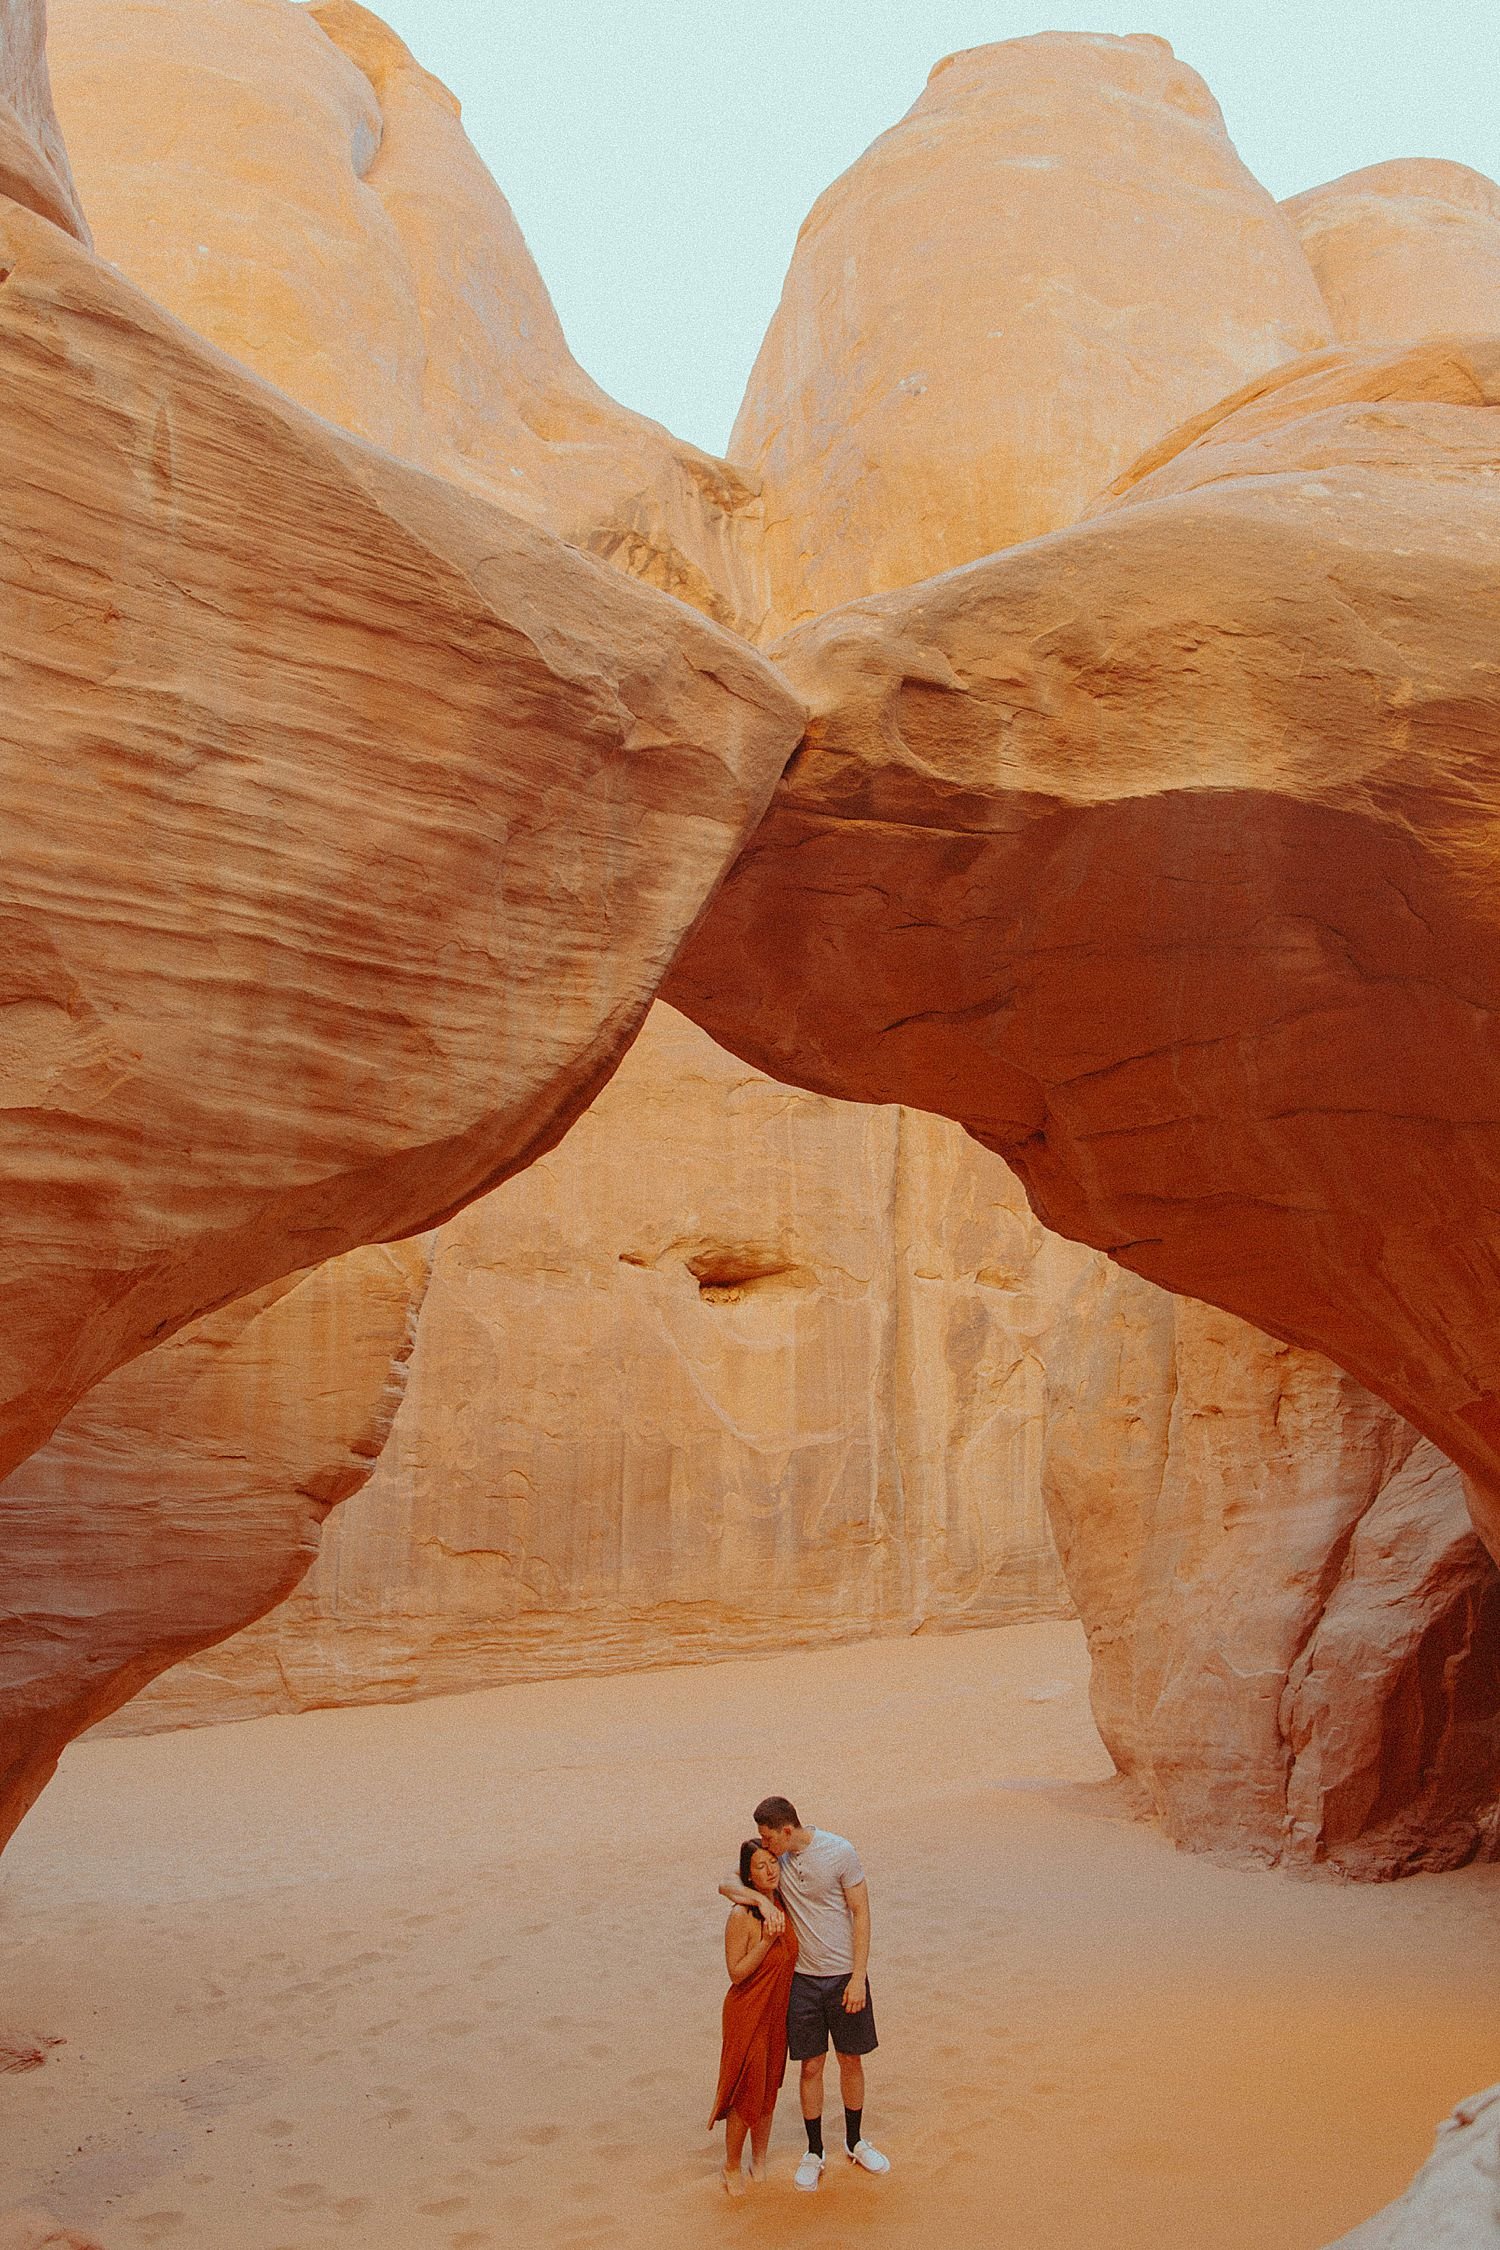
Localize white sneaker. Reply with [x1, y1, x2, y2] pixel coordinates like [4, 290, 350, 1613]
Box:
[847, 2138, 891, 2175]
[794, 2151, 826, 2192]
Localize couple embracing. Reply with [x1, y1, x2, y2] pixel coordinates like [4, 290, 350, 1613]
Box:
[709, 1794, 891, 2196]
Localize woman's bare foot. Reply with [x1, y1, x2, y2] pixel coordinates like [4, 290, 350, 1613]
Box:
[721, 2166, 746, 2198]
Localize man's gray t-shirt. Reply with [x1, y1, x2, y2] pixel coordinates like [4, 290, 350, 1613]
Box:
[779, 1829, 866, 1976]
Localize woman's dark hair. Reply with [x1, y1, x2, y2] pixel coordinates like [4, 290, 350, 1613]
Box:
[738, 1837, 773, 1888]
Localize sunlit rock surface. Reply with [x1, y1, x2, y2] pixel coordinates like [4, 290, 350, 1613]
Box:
[100, 1007, 1080, 1726]
[48, 0, 765, 627]
[731, 30, 1332, 636]
[1286, 159, 1500, 345]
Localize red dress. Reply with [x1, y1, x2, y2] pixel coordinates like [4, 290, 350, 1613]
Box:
[709, 1901, 799, 2128]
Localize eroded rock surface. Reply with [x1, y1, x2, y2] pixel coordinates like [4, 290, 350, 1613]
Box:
[0, 195, 799, 1482]
[1044, 1274, 1500, 1876]
[666, 337, 1500, 1546]
[1327, 2083, 1500, 2246]
[0, 0, 88, 238]
[0, 1239, 430, 1849]
[97, 1006, 1080, 1727]
[732, 30, 1331, 636]
[1286, 160, 1500, 345]
[48, 0, 764, 627]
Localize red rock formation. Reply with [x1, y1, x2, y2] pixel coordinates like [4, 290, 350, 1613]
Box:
[732, 31, 1331, 636]
[0, 196, 799, 1483]
[1286, 159, 1500, 345]
[49, 0, 764, 628]
[1043, 1272, 1500, 1876]
[0, 0, 88, 239]
[0, 1240, 430, 1850]
[665, 336, 1500, 1548]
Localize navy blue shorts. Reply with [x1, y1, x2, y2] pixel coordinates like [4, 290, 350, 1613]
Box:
[787, 1971, 879, 2061]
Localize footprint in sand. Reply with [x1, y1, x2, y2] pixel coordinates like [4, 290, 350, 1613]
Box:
[519, 2124, 562, 2147]
[443, 2109, 479, 2144]
[435, 2019, 478, 2038]
[256, 2118, 296, 2139]
[419, 2196, 470, 2217]
[276, 2182, 329, 2210]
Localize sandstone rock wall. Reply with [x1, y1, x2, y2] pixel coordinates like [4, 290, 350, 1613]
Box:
[0, 0, 795, 1842]
[0, 187, 796, 1481]
[101, 1006, 1078, 1726]
[1043, 1270, 1500, 1876]
[1286, 160, 1500, 345]
[0, 1239, 430, 1850]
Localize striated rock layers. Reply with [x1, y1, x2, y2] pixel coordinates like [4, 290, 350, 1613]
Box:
[100, 1006, 1080, 1728]
[1326, 2083, 1500, 2247]
[1044, 1273, 1500, 1876]
[732, 31, 1332, 636]
[1286, 160, 1500, 346]
[47, 0, 764, 628]
[0, 1238, 430, 1851]
[666, 335, 1500, 1538]
[0, 190, 799, 1484]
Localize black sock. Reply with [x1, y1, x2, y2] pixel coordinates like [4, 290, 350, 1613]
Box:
[804, 2115, 824, 2158]
[845, 2107, 863, 2152]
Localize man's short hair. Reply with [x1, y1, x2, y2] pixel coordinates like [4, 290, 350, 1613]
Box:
[754, 1795, 800, 1830]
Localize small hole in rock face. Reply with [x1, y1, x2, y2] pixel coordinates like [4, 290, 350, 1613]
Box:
[685, 1249, 814, 1305]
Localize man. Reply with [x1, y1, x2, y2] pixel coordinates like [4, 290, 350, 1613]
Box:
[720, 1793, 891, 2192]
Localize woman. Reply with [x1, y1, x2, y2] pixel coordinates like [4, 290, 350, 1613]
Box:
[708, 1838, 798, 2194]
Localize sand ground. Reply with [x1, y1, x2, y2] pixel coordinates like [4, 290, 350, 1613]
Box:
[3, 1620, 1498, 2249]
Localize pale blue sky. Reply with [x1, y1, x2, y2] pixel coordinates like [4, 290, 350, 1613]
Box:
[371, 2, 1499, 456]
